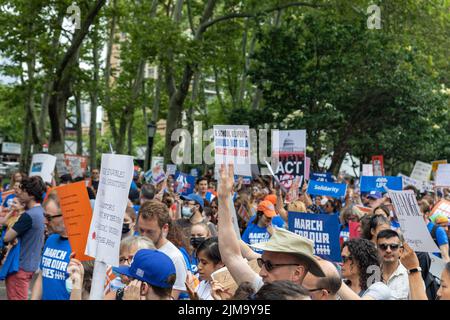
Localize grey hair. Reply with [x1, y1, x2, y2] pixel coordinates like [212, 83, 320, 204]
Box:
[120, 235, 155, 252]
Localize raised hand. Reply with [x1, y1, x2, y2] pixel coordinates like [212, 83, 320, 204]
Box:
[400, 242, 420, 270]
[123, 279, 142, 300]
[218, 164, 235, 198]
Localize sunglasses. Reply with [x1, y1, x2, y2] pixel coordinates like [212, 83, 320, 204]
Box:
[256, 258, 300, 272]
[341, 255, 353, 263]
[44, 214, 63, 222]
[378, 243, 402, 251]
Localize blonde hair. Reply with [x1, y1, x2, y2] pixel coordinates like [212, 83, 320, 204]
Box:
[287, 200, 307, 213]
[120, 235, 155, 253]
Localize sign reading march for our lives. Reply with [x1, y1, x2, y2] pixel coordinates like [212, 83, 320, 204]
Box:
[388, 190, 439, 253]
[174, 172, 196, 196]
[288, 212, 341, 262]
[360, 176, 402, 193]
[310, 172, 335, 183]
[29, 153, 57, 184]
[85, 154, 134, 266]
[307, 180, 347, 198]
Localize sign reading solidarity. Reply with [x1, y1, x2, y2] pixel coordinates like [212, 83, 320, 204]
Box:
[288, 212, 341, 262]
[85, 154, 134, 266]
[307, 180, 347, 198]
[388, 190, 439, 253]
[360, 176, 403, 193]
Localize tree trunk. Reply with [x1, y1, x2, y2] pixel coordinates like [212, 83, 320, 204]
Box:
[75, 91, 83, 155]
[328, 145, 348, 176]
[89, 26, 100, 170]
[20, 116, 32, 172]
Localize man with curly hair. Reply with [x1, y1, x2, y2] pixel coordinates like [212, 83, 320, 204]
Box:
[1, 176, 47, 300]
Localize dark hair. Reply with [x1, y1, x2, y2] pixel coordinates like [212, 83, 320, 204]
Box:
[81, 260, 95, 295]
[254, 281, 310, 300]
[373, 205, 390, 218]
[315, 268, 342, 295]
[150, 274, 176, 299]
[342, 238, 379, 291]
[196, 176, 209, 185]
[445, 262, 450, 276]
[141, 184, 156, 201]
[231, 282, 255, 300]
[361, 214, 390, 241]
[196, 237, 221, 265]
[252, 211, 264, 225]
[376, 229, 400, 242]
[20, 176, 46, 203]
[404, 185, 419, 198]
[59, 174, 73, 184]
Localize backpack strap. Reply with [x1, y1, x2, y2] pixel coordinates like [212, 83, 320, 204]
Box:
[431, 224, 439, 246]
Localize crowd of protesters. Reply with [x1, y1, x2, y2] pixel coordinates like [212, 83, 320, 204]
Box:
[0, 162, 449, 301]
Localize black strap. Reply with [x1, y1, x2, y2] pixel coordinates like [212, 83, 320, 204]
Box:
[431, 224, 439, 245]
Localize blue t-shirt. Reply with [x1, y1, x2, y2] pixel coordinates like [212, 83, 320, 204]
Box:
[40, 234, 72, 300]
[427, 221, 449, 258]
[2, 194, 16, 208]
[391, 220, 401, 230]
[179, 247, 198, 276]
[242, 215, 285, 253]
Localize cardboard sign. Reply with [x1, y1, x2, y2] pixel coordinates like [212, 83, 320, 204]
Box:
[310, 173, 334, 183]
[214, 125, 252, 177]
[349, 221, 361, 239]
[360, 176, 402, 193]
[174, 172, 196, 196]
[166, 164, 177, 176]
[429, 253, 447, 280]
[362, 164, 374, 177]
[29, 153, 57, 184]
[307, 180, 347, 198]
[431, 160, 447, 179]
[372, 155, 385, 176]
[55, 181, 93, 261]
[435, 164, 450, 187]
[410, 161, 432, 182]
[388, 190, 439, 252]
[271, 130, 306, 191]
[288, 212, 341, 262]
[85, 154, 134, 266]
[430, 200, 450, 222]
[285, 176, 301, 204]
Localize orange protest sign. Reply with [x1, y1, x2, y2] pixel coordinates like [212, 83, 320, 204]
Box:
[55, 181, 94, 261]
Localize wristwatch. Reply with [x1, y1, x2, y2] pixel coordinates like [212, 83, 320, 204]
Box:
[407, 267, 422, 274]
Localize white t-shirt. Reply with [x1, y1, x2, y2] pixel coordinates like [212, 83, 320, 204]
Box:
[196, 280, 213, 300]
[159, 241, 188, 291]
[361, 282, 393, 300]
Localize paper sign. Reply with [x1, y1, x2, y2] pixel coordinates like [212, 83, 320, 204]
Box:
[387, 190, 439, 252]
[360, 176, 402, 193]
[410, 161, 432, 182]
[151, 164, 166, 185]
[85, 154, 134, 266]
[55, 153, 70, 176]
[166, 164, 177, 176]
[55, 181, 93, 261]
[372, 155, 385, 176]
[150, 156, 164, 171]
[288, 212, 341, 262]
[29, 153, 57, 184]
[285, 176, 301, 203]
[362, 164, 374, 177]
[214, 125, 252, 177]
[307, 180, 347, 198]
[398, 173, 434, 193]
[355, 205, 373, 215]
[174, 172, 196, 196]
[430, 200, 450, 222]
[435, 164, 450, 187]
[431, 160, 447, 179]
[64, 154, 88, 178]
[349, 221, 361, 239]
[271, 130, 306, 190]
[429, 253, 447, 279]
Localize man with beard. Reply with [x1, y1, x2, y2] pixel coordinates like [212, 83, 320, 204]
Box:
[31, 191, 72, 300]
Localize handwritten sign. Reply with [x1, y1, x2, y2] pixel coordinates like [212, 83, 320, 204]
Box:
[55, 181, 93, 261]
[85, 154, 134, 266]
[435, 164, 450, 187]
[387, 190, 439, 252]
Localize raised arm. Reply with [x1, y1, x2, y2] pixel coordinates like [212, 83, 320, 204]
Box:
[400, 243, 428, 300]
[218, 164, 258, 286]
[275, 187, 288, 223]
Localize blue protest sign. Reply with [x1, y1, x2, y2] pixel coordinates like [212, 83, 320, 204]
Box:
[174, 172, 196, 195]
[310, 172, 335, 183]
[307, 180, 347, 198]
[288, 212, 341, 262]
[360, 176, 402, 193]
[234, 175, 252, 185]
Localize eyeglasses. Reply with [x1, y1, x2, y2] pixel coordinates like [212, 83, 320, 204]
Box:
[256, 258, 300, 272]
[44, 214, 63, 222]
[119, 255, 134, 264]
[341, 255, 353, 263]
[378, 243, 402, 251]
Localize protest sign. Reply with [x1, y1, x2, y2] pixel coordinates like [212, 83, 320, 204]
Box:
[29, 153, 57, 184]
[355, 205, 373, 215]
[398, 173, 434, 193]
[55, 153, 70, 176]
[166, 164, 177, 176]
[429, 253, 447, 280]
[387, 190, 439, 252]
[288, 212, 341, 262]
[174, 172, 196, 195]
[151, 164, 166, 185]
[214, 125, 252, 177]
[264, 160, 287, 192]
[55, 181, 93, 261]
[310, 172, 334, 183]
[85, 154, 134, 266]
[431, 160, 447, 179]
[234, 175, 252, 185]
[305, 157, 311, 181]
[307, 180, 347, 198]
[1, 190, 15, 205]
[360, 176, 402, 193]
[150, 156, 164, 170]
[410, 161, 432, 182]
[349, 221, 361, 239]
[362, 164, 374, 177]
[429, 199, 450, 222]
[372, 155, 385, 176]
[285, 176, 301, 204]
[64, 154, 88, 178]
[237, 205, 251, 222]
[271, 130, 306, 191]
[190, 168, 199, 177]
[435, 164, 450, 187]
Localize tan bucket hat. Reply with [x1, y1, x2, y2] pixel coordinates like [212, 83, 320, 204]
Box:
[251, 227, 325, 277]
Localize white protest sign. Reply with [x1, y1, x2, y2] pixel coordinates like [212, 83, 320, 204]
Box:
[85, 154, 134, 266]
[388, 189, 439, 252]
[362, 164, 373, 176]
[214, 125, 251, 177]
[55, 153, 69, 176]
[429, 253, 447, 279]
[398, 173, 433, 193]
[29, 153, 57, 184]
[410, 161, 432, 182]
[166, 164, 177, 176]
[435, 164, 450, 187]
[150, 156, 164, 170]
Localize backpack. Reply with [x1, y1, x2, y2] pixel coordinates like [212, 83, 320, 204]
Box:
[430, 224, 440, 247]
[416, 251, 440, 300]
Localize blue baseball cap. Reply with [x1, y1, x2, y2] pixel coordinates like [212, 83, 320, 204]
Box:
[180, 193, 204, 209]
[114, 249, 176, 288]
[367, 191, 382, 199]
